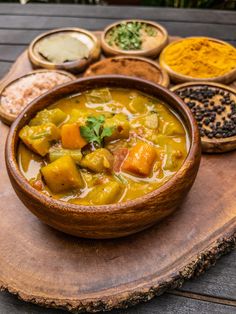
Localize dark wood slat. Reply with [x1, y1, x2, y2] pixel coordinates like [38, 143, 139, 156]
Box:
[0, 45, 25, 62]
[0, 62, 11, 79]
[0, 15, 235, 41]
[0, 290, 235, 314]
[0, 4, 236, 26]
[178, 249, 236, 301]
[0, 30, 46, 45]
[0, 15, 115, 31]
[0, 23, 235, 47]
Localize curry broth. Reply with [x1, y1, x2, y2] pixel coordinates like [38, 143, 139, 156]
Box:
[18, 88, 189, 205]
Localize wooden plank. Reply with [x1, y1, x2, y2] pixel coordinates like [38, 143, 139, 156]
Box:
[0, 30, 45, 45]
[171, 290, 236, 307]
[0, 62, 11, 79]
[178, 249, 236, 301]
[0, 45, 26, 62]
[0, 15, 235, 42]
[0, 15, 115, 31]
[0, 25, 235, 47]
[0, 3, 236, 26]
[0, 290, 235, 314]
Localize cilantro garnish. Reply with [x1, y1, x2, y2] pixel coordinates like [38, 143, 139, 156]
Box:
[108, 22, 142, 51]
[80, 115, 113, 147]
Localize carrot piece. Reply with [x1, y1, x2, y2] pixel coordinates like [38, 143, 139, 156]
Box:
[61, 123, 87, 149]
[122, 142, 157, 177]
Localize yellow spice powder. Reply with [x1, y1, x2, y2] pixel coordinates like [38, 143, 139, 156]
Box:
[162, 37, 236, 78]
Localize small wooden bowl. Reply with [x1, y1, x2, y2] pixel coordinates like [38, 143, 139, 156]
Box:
[0, 69, 76, 126]
[160, 37, 236, 84]
[101, 20, 168, 58]
[171, 82, 236, 153]
[84, 56, 170, 87]
[28, 28, 101, 74]
[6, 76, 201, 239]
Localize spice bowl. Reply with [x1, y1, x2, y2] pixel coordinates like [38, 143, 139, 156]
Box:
[84, 56, 169, 87]
[28, 28, 101, 73]
[160, 37, 236, 84]
[101, 20, 168, 58]
[171, 82, 236, 153]
[6, 75, 201, 239]
[0, 69, 76, 125]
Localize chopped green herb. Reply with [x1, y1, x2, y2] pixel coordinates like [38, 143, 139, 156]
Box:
[107, 22, 142, 50]
[143, 25, 157, 37]
[106, 22, 157, 51]
[80, 115, 113, 147]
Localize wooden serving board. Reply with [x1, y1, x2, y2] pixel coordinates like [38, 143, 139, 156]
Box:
[1, 31, 236, 312]
[1, 121, 236, 312]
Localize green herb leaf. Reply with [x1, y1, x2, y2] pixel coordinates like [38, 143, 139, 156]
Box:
[100, 126, 113, 139]
[107, 21, 142, 51]
[80, 115, 113, 147]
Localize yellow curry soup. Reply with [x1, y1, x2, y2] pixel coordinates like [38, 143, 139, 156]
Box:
[18, 88, 189, 205]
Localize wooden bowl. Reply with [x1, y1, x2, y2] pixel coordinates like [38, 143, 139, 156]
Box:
[171, 82, 236, 153]
[0, 69, 76, 126]
[160, 37, 236, 84]
[84, 56, 170, 87]
[28, 28, 101, 74]
[5, 76, 201, 239]
[101, 20, 168, 58]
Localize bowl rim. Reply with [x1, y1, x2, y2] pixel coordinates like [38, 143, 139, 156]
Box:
[0, 69, 76, 125]
[159, 36, 236, 82]
[171, 81, 236, 146]
[6, 75, 200, 214]
[83, 55, 170, 87]
[28, 27, 100, 68]
[101, 19, 168, 56]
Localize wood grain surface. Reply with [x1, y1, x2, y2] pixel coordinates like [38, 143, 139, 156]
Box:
[1, 119, 236, 311]
[0, 4, 236, 312]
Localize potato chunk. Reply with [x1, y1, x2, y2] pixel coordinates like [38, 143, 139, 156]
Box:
[80, 148, 114, 173]
[85, 181, 122, 205]
[61, 123, 87, 149]
[104, 113, 130, 141]
[122, 141, 157, 177]
[41, 155, 84, 193]
[19, 123, 60, 156]
[29, 109, 67, 126]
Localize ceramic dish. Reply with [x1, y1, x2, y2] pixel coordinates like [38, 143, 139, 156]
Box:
[160, 37, 236, 84]
[84, 56, 169, 87]
[28, 28, 101, 73]
[101, 20, 168, 58]
[6, 76, 201, 239]
[0, 69, 76, 125]
[171, 82, 236, 153]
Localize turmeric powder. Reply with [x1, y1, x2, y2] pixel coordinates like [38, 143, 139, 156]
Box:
[161, 37, 236, 78]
